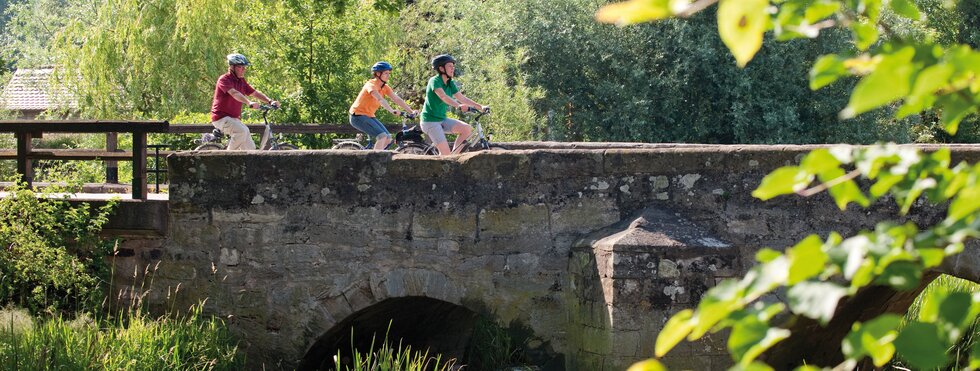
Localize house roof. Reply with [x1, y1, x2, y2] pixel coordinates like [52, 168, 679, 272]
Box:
[0, 67, 77, 111]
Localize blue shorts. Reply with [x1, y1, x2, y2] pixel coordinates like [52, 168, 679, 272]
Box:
[349, 115, 390, 138]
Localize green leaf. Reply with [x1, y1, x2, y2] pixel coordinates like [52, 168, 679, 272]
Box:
[842, 314, 901, 367]
[818, 168, 870, 210]
[918, 248, 945, 268]
[841, 47, 916, 118]
[804, 1, 840, 23]
[889, 0, 920, 20]
[896, 63, 954, 118]
[852, 20, 879, 51]
[730, 361, 776, 371]
[627, 359, 667, 371]
[717, 0, 771, 67]
[753, 167, 813, 200]
[745, 257, 790, 300]
[595, 0, 677, 25]
[937, 92, 979, 136]
[787, 281, 847, 325]
[810, 54, 848, 90]
[787, 235, 827, 285]
[800, 149, 841, 174]
[938, 292, 973, 329]
[971, 341, 980, 369]
[873, 261, 921, 291]
[894, 322, 948, 370]
[870, 173, 903, 198]
[655, 309, 695, 357]
[756, 248, 782, 263]
[690, 280, 742, 339]
[949, 184, 980, 223]
[729, 316, 791, 366]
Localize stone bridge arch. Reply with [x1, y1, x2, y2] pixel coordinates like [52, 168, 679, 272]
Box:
[124, 145, 980, 370]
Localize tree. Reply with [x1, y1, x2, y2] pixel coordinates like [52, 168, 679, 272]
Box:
[594, 0, 980, 369]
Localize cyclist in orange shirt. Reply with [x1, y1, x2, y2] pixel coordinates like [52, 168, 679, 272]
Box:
[348, 62, 417, 150]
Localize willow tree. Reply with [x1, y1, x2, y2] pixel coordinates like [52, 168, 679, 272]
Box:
[46, 0, 238, 118]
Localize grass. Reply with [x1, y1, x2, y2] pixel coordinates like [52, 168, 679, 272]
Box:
[337, 323, 458, 371]
[0, 303, 243, 370]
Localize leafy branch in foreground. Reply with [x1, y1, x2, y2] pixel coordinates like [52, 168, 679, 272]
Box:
[597, 0, 980, 134]
[630, 145, 980, 371]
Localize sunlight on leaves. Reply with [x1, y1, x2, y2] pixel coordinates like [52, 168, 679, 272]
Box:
[596, 0, 685, 25]
[717, 0, 770, 67]
[626, 359, 667, 371]
[752, 167, 813, 200]
[841, 47, 915, 119]
[787, 281, 847, 325]
[655, 309, 694, 357]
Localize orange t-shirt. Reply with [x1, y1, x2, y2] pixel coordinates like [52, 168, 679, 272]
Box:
[349, 78, 394, 117]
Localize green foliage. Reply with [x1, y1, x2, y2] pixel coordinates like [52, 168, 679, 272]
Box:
[339, 323, 458, 371]
[598, 0, 980, 141]
[650, 144, 980, 370]
[0, 304, 243, 370]
[897, 274, 980, 369]
[0, 181, 116, 314]
[464, 315, 530, 370]
[396, 0, 544, 141]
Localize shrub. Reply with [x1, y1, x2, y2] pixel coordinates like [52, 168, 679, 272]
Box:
[0, 181, 116, 314]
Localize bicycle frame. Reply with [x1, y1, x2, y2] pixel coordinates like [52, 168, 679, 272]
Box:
[450, 110, 490, 155]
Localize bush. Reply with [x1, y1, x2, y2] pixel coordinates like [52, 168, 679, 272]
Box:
[0, 181, 116, 314]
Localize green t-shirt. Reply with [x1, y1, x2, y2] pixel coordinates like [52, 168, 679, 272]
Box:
[421, 75, 459, 122]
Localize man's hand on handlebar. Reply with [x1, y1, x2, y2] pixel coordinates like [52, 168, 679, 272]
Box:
[461, 105, 490, 114]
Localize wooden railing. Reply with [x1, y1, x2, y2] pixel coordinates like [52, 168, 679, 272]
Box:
[0, 123, 399, 199]
[0, 120, 169, 200]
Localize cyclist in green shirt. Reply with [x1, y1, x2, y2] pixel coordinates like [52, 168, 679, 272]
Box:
[420, 54, 489, 155]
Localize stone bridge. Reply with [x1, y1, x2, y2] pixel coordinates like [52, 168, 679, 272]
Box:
[111, 144, 980, 370]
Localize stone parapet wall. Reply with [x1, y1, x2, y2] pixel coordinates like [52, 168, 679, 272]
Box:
[141, 145, 980, 370]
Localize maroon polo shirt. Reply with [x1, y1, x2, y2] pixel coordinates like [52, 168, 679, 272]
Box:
[210, 72, 256, 122]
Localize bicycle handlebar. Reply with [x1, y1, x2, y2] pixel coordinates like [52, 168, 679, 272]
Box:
[258, 104, 280, 111]
[462, 106, 491, 114]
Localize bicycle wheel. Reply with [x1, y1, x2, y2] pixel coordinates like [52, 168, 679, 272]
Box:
[487, 143, 508, 151]
[397, 143, 435, 155]
[331, 141, 364, 150]
[274, 143, 298, 150]
[194, 143, 225, 151]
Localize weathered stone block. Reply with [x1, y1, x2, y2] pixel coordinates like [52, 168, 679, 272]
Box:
[412, 207, 477, 239]
[529, 150, 604, 179]
[459, 150, 531, 181]
[551, 197, 620, 235]
[477, 203, 549, 239]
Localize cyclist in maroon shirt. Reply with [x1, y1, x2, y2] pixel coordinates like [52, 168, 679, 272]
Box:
[209, 53, 279, 150]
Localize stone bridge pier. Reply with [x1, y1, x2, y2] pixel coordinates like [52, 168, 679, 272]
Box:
[113, 144, 980, 370]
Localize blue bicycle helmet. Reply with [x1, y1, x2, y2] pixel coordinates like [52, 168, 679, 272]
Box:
[227, 53, 250, 66]
[371, 61, 393, 72]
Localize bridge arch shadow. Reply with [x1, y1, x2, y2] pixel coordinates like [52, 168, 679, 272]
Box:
[298, 296, 479, 370]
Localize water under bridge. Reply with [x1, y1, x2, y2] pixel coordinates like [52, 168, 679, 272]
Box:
[101, 143, 980, 370]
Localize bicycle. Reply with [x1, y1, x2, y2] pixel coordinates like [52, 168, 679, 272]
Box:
[332, 113, 435, 154]
[449, 106, 507, 154]
[195, 104, 298, 151]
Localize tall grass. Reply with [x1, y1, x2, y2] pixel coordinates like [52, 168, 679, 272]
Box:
[0, 303, 243, 370]
[895, 274, 980, 370]
[337, 323, 458, 371]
